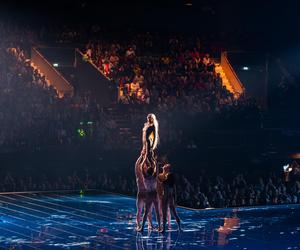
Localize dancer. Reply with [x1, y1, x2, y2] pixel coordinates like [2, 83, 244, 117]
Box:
[135, 153, 153, 230]
[137, 165, 161, 232]
[158, 164, 181, 233]
[157, 167, 172, 230]
[141, 113, 159, 169]
[135, 113, 159, 230]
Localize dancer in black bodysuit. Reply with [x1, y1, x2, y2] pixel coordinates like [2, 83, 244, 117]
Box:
[141, 113, 159, 169]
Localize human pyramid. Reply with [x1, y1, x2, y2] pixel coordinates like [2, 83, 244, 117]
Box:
[135, 113, 181, 233]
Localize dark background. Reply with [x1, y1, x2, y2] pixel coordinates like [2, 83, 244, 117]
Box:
[0, 0, 299, 52]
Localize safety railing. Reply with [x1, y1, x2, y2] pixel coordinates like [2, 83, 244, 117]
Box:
[31, 47, 74, 97]
[221, 51, 245, 98]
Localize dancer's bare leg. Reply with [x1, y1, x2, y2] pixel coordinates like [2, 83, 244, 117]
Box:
[136, 194, 144, 229]
[136, 195, 152, 229]
[158, 197, 163, 222]
[153, 198, 161, 231]
[159, 198, 168, 233]
[137, 200, 152, 232]
[169, 203, 181, 230]
[167, 207, 172, 230]
[147, 204, 153, 230]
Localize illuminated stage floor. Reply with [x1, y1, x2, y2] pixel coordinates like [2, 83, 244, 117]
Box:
[0, 192, 299, 249]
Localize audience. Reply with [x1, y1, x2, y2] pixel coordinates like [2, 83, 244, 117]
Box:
[177, 170, 300, 208]
[84, 33, 237, 113]
[1, 166, 299, 209]
[0, 21, 299, 211]
[0, 27, 122, 150]
[0, 22, 262, 152]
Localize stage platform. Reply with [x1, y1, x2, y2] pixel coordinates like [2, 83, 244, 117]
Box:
[0, 191, 299, 249]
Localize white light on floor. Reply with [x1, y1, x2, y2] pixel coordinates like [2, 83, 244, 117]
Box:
[53, 63, 59, 67]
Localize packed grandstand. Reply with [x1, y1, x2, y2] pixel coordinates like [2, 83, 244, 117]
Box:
[0, 21, 299, 210]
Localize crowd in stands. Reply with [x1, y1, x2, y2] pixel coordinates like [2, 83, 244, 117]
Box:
[0, 21, 299, 211]
[84, 34, 238, 114]
[177, 169, 300, 208]
[271, 74, 300, 110]
[0, 22, 262, 152]
[1, 163, 300, 209]
[0, 45, 132, 151]
[0, 39, 178, 151]
[82, 31, 261, 149]
[0, 23, 124, 151]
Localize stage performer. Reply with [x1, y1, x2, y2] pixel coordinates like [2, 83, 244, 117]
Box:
[135, 113, 159, 230]
[135, 153, 153, 230]
[158, 164, 181, 233]
[140, 113, 159, 169]
[136, 166, 161, 232]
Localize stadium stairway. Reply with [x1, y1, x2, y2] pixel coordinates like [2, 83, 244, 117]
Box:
[31, 47, 74, 97]
[213, 53, 245, 99]
[214, 63, 235, 94]
[30, 62, 52, 86]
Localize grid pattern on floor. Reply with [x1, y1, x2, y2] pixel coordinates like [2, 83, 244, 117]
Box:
[0, 192, 299, 249]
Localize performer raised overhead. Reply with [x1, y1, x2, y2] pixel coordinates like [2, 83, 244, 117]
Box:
[135, 113, 159, 230]
[141, 113, 159, 169]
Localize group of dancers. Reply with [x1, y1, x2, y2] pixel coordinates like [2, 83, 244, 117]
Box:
[135, 113, 181, 233]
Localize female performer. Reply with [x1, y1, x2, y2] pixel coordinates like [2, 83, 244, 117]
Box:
[135, 113, 159, 230]
[141, 113, 159, 169]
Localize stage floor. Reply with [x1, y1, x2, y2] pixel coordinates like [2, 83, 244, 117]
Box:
[0, 192, 299, 249]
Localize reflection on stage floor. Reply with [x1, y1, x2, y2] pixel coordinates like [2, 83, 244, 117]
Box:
[0, 192, 299, 249]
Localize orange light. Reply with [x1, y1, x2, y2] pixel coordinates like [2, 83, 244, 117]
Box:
[290, 152, 300, 159]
